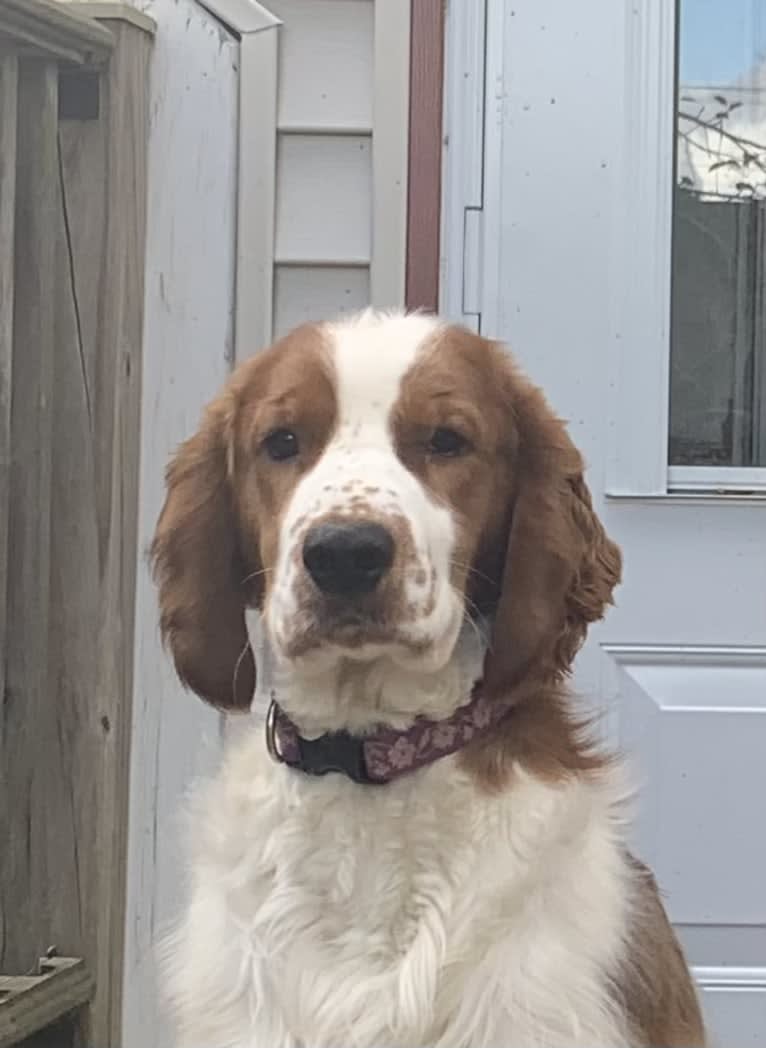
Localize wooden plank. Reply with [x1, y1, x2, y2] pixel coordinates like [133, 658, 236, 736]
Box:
[0, 0, 112, 66]
[0, 58, 58, 985]
[0, 53, 17, 726]
[405, 0, 444, 312]
[48, 70, 106, 1048]
[0, 957, 93, 1048]
[50, 20, 152, 1046]
[57, 79, 107, 423]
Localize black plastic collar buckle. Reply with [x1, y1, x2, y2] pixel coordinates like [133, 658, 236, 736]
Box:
[296, 730, 374, 785]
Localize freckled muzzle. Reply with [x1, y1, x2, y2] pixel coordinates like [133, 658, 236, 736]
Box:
[266, 436, 462, 667]
[267, 512, 460, 675]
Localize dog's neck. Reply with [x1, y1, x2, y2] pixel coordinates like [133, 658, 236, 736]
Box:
[257, 619, 488, 739]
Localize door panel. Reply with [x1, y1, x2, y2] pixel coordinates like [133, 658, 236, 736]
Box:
[611, 647, 766, 925]
[701, 975, 766, 1048]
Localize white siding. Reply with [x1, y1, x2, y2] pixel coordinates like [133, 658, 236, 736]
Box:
[274, 264, 370, 332]
[275, 0, 374, 131]
[268, 0, 378, 336]
[276, 133, 372, 263]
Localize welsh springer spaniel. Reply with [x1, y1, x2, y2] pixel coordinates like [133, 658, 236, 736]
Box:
[152, 311, 705, 1048]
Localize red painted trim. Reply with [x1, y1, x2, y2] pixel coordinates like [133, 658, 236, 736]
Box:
[405, 0, 445, 312]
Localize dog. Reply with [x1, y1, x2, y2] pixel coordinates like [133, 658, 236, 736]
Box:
[152, 310, 706, 1047]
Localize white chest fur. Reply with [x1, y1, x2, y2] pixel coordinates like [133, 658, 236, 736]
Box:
[164, 735, 633, 1048]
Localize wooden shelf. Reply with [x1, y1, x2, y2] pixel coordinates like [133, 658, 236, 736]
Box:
[0, 957, 93, 1048]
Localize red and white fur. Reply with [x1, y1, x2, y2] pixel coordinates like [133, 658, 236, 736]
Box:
[152, 311, 705, 1048]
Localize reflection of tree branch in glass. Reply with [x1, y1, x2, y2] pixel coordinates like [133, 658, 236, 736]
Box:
[670, 1, 766, 469]
[678, 92, 766, 200]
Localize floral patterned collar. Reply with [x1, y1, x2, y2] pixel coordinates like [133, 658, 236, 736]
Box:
[265, 686, 504, 785]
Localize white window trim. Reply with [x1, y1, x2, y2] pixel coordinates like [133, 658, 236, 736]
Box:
[605, 0, 677, 497]
[668, 466, 766, 493]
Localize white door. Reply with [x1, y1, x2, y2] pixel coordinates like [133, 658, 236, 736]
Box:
[442, 1, 766, 1042]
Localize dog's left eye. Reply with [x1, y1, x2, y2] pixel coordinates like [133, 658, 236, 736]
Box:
[428, 427, 469, 457]
[263, 428, 300, 461]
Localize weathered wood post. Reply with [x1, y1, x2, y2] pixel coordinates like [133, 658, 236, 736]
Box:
[0, 3, 153, 1043]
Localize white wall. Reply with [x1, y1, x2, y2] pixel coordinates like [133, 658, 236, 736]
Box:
[122, 2, 238, 1044]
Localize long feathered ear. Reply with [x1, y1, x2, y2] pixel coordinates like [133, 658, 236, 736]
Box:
[151, 397, 258, 710]
[482, 376, 622, 697]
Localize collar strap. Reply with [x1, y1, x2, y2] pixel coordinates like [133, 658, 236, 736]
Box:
[265, 686, 506, 785]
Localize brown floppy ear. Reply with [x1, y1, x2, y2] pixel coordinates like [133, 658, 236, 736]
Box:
[483, 378, 622, 697]
[151, 397, 257, 710]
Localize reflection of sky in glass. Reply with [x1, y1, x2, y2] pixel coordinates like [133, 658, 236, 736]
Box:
[680, 0, 765, 85]
[676, 0, 765, 200]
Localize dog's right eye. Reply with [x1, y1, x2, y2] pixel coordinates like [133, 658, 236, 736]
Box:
[263, 428, 300, 461]
[428, 426, 470, 458]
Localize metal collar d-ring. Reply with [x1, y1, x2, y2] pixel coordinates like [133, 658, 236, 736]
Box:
[265, 698, 281, 763]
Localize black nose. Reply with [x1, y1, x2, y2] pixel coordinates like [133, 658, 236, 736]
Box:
[302, 522, 395, 597]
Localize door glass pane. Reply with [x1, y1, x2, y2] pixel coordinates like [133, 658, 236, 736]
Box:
[670, 0, 766, 466]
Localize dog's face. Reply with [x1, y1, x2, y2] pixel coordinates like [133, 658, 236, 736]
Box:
[245, 315, 516, 674]
[152, 312, 621, 713]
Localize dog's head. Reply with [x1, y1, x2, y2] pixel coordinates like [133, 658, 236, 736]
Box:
[152, 312, 621, 723]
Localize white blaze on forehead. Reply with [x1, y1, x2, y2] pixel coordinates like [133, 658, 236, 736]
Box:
[267, 310, 462, 675]
[325, 311, 443, 435]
